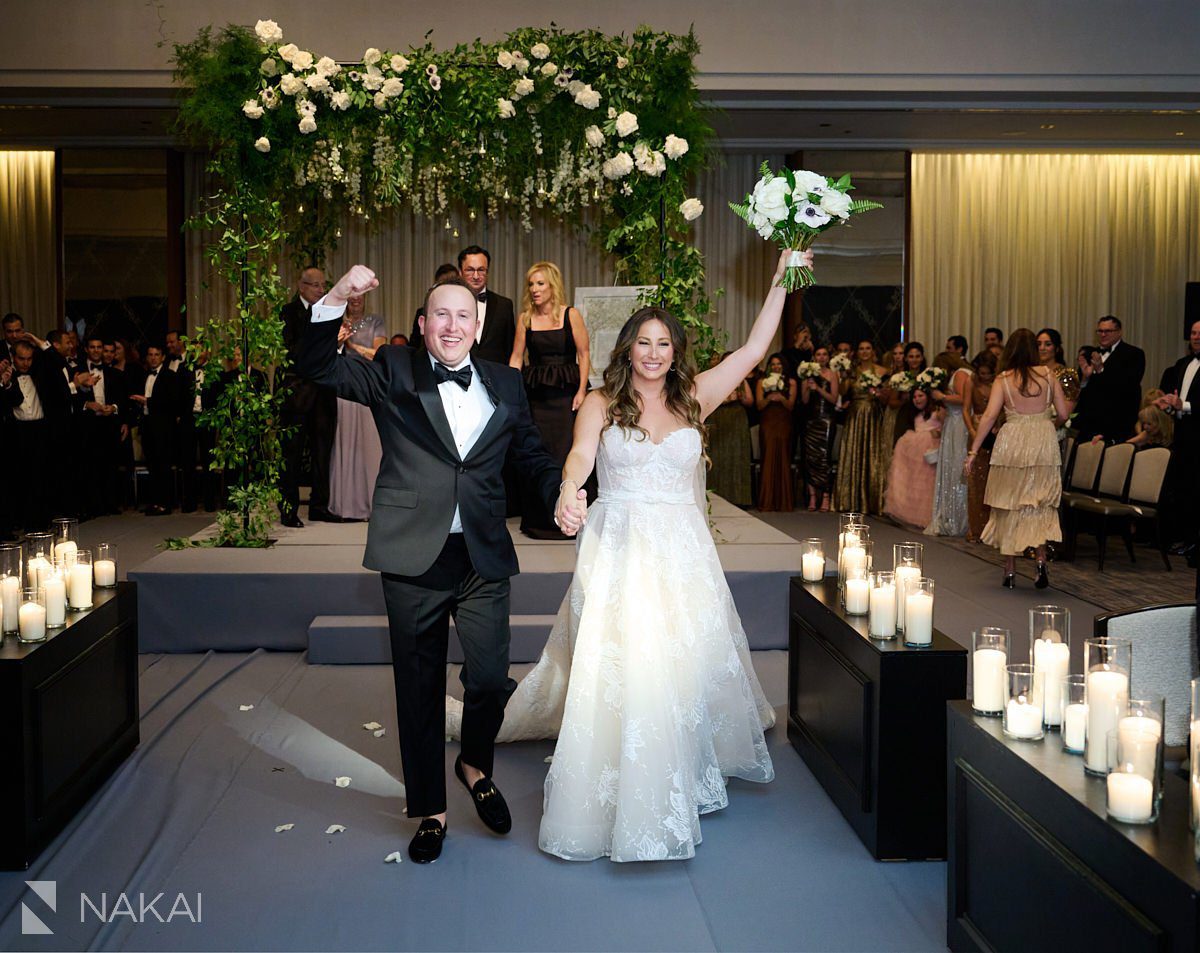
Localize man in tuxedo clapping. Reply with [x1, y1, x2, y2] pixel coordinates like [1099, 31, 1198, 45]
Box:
[1157, 319, 1200, 563]
[1084, 315, 1145, 443]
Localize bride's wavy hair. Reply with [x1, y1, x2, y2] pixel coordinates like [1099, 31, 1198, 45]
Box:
[601, 307, 707, 455]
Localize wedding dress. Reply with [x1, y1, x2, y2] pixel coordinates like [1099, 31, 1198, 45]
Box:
[447, 425, 775, 861]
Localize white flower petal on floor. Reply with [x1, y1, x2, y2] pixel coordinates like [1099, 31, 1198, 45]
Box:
[383, 851, 403, 863]
[325, 824, 346, 834]
[362, 721, 382, 731]
[334, 776, 351, 788]
[239, 704, 255, 711]
[274, 823, 294, 833]
[372, 729, 386, 738]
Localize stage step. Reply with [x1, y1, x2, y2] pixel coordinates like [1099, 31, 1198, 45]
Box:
[306, 614, 558, 665]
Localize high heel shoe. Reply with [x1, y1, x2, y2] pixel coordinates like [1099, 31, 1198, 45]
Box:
[1002, 572, 1016, 590]
[1035, 562, 1049, 589]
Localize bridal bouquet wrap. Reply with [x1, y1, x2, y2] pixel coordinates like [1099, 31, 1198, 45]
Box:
[730, 162, 884, 291]
[829, 353, 853, 377]
[795, 361, 823, 380]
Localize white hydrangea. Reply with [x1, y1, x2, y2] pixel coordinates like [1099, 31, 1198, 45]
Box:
[255, 20, 284, 44]
[540, 62, 558, 77]
[602, 151, 634, 180]
[663, 134, 689, 160]
[254, 136, 271, 153]
[290, 50, 314, 71]
[304, 73, 329, 92]
[298, 115, 317, 134]
[373, 91, 387, 110]
[530, 42, 551, 60]
[363, 48, 382, 66]
[390, 54, 410, 73]
[679, 197, 704, 221]
[315, 56, 340, 77]
[513, 77, 534, 99]
[362, 67, 384, 91]
[615, 111, 639, 137]
[584, 125, 604, 148]
[573, 85, 601, 109]
[260, 57, 278, 77]
[242, 99, 264, 119]
[497, 98, 516, 119]
[279, 73, 304, 96]
[633, 142, 666, 177]
[330, 90, 351, 110]
[497, 50, 515, 69]
[381, 77, 404, 98]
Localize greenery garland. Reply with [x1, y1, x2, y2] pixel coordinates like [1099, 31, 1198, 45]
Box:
[172, 20, 715, 546]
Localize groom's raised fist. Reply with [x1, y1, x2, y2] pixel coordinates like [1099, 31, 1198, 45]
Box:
[326, 264, 379, 307]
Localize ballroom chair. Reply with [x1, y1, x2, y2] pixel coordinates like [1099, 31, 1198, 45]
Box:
[1063, 442, 1134, 565]
[1060, 434, 1076, 480]
[1093, 602, 1198, 762]
[1068, 447, 1172, 571]
[1060, 439, 1104, 509]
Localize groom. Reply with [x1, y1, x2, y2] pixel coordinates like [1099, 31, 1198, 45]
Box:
[300, 265, 585, 862]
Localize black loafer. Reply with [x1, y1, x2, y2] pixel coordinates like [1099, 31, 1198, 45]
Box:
[280, 510, 303, 528]
[1035, 562, 1050, 590]
[307, 508, 345, 523]
[1002, 572, 1016, 590]
[408, 818, 446, 863]
[454, 755, 512, 834]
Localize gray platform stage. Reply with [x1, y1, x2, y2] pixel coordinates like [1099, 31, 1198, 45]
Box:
[129, 497, 809, 661]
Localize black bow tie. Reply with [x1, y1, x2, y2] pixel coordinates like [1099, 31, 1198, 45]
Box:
[1098, 346, 1111, 355]
[476, 292, 487, 302]
[89, 363, 101, 371]
[149, 369, 159, 377]
[433, 362, 472, 391]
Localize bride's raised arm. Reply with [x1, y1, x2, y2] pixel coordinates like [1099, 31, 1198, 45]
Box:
[693, 249, 811, 418]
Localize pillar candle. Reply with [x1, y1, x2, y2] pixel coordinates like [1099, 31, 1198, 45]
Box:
[1033, 638, 1071, 726]
[26, 555, 50, 591]
[973, 648, 1007, 713]
[1085, 669, 1130, 773]
[43, 575, 66, 627]
[844, 578, 869, 614]
[1106, 772, 1154, 823]
[1063, 703, 1088, 751]
[1005, 698, 1043, 739]
[842, 546, 866, 578]
[869, 583, 896, 638]
[894, 565, 921, 628]
[94, 559, 116, 588]
[68, 563, 93, 610]
[55, 540, 78, 567]
[802, 552, 824, 582]
[1, 575, 20, 632]
[1117, 716, 1161, 779]
[18, 600, 46, 641]
[904, 591, 934, 645]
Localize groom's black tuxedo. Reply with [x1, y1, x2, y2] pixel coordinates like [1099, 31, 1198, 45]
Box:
[299, 307, 560, 818]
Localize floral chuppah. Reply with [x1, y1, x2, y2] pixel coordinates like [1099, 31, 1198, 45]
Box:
[172, 19, 714, 546]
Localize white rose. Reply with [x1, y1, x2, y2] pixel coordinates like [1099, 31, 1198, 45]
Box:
[616, 55, 628, 69]
[497, 98, 516, 119]
[633, 144, 666, 177]
[260, 57, 278, 77]
[290, 50, 314, 71]
[679, 198, 704, 221]
[381, 77, 403, 98]
[279, 73, 304, 96]
[573, 85, 600, 109]
[373, 91, 387, 110]
[602, 152, 634, 180]
[750, 175, 791, 224]
[607, 106, 617, 119]
[315, 56, 339, 77]
[242, 99, 264, 119]
[298, 115, 317, 134]
[304, 73, 329, 92]
[530, 42, 550, 60]
[390, 54, 410, 73]
[362, 67, 384, 91]
[330, 90, 351, 110]
[255, 20, 284, 44]
[567, 79, 584, 95]
[277, 43, 299, 64]
[429, 74, 442, 91]
[795, 202, 831, 228]
[663, 134, 688, 160]
[254, 136, 271, 153]
[363, 48, 382, 66]
[540, 62, 557, 77]
[497, 50, 515, 69]
[513, 77, 534, 98]
[791, 169, 827, 200]
[614, 111, 639, 137]
[818, 188, 852, 219]
[584, 125, 604, 148]
[514, 55, 530, 74]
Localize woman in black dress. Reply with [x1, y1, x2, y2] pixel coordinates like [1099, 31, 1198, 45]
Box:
[509, 260, 591, 538]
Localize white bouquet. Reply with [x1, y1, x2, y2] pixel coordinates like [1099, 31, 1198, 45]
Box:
[915, 367, 947, 391]
[762, 371, 787, 393]
[730, 162, 883, 291]
[858, 369, 882, 390]
[795, 361, 823, 380]
[829, 352, 853, 377]
[888, 371, 915, 393]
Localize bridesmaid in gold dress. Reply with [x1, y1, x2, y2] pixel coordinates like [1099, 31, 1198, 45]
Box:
[1036, 328, 1080, 463]
[965, 350, 998, 542]
[876, 343, 907, 476]
[756, 353, 798, 511]
[835, 340, 889, 513]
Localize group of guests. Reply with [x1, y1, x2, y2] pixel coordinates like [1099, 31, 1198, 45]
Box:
[0, 312, 221, 540]
[281, 245, 589, 536]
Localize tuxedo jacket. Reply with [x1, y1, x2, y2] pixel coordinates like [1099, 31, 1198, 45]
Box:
[1090, 340, 1145, 440]
[0, 361, 72, 422]
[299, 315, 560, 580]
[139, 366, 181, 422]
[411, 290, 517, 365]
[75, 363, 128, 422]
[1162, 352, 1200, 403]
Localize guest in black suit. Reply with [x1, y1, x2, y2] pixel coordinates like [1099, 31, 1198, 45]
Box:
[278, 267, 339, 527]
[3, 312, 26, 365]
[299, 267, 572, 864]
[409, 263, 460, 349]
[1079, 315, 1145, 443]
[130, 344, 177, 515]
[1156, 319, 1200, 562]
[76, 334, 127, 517]
[166, 330, 199, 512]
[460, 246, 517, 365]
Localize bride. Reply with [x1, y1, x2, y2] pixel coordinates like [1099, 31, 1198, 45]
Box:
[449, 249, 808, 862]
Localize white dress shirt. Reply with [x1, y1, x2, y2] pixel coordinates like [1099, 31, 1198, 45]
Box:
[13, 375, 44, 421]
[143, 367, 160, 412]
[476, 291, 488, 345]
[86, 363, 106, 407]
[1179, 354, 1199, 415]
[1100, 338, 1120, 364]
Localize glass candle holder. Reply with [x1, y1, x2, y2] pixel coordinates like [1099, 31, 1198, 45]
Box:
[838, 519, 869, 586]
[94, 543, 117, 588]
[1190, 679, 1200, 854]
[68, 550, 93, 611]
[893, 541, 924, 632]
[1029, 606, 1071, 729]
[868, 570, 897, 640]
[0, 570, 20, 636]
[903, 578, 935, 647]
[1061, 674, 1088, 754]
[22, 531, 54, 590]
[843, 564, 870, 616]
[42, 567, 67, 629]
[1106, 727, 1160, 825]
[0, 540, 21, 579]
[840, 536, 872, 594]
[1084, 638, 1132, 775]
[801, 538, 825, 583]
[18, 587, 47, 643]
[1120, 696, 1165, 806]
[972, 627, 1009, 716]
[1004, 664, 1044, 740]
[50, 517, 80, 568]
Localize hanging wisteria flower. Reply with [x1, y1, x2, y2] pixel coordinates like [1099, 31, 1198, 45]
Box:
[373, 91, 387, 110]
[279, 73, 304, 96]
[315, 56, 340, 77]
[616, 55, 629, 68]
[304, 74, 329, 93]
[574, 85, 600, 109]
[584, 125, 604, 148]
[255, 20, 284, 44]
[290, 50, 314, 71]
[298, 115, 317, 134]
[497, 50, 515, 69]
[679, 197, 704, 221]
[513, 77, 534, 99]
[254, 136, 271, 153]
[389, 54, 410, 73]
[730, 162, 883, 290]
[530, 42, 551, 60]
[540, 62, 558, 77]
[429, 73, 442, 91]
[614, 111, 639, 137]
[425, 63, 438, 76]
[277, 43, 299, 64]
[260, 57, 278, 77]
[363, 48, 382, 66]
[362, 67, 384, 91]
[330, 90, 351, 110]
[242, 99, 264, 119]
[602, 152, 634, 179]
[381, 77, 403, 98]
[633, 142, 666, 177]
[664, 134, 689, 160]
[497, 98, 516, 119]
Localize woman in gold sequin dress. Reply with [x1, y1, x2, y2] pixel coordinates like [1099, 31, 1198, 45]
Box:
[835, 340, 889, 513]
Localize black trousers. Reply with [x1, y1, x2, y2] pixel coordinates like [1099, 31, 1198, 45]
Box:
[11, 419, 52, 531]
[279, 377, 336, 514]
[173, 413, 198, 509]
[381, 534, 515, 818]
[80, 415, 122, 516]
[141, 415, 173, 509]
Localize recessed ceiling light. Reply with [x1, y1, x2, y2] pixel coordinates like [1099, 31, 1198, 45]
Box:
[1040, 123, 1056, 130]
[1177, 131, 1185, 136]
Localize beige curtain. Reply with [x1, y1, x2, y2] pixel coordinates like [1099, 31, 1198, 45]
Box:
[0, 151, 56, 327]
[910, 152, 1200, 387]
[184, 151, 785, 353]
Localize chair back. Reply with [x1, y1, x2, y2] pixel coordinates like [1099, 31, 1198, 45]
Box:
[1126, 447, 1170, 505]
[1069, 440, 1104, 491]
[1094, 603, 1198, 747]
[1061, 434, 1076, 479]
[1094, 441, 1134, 498]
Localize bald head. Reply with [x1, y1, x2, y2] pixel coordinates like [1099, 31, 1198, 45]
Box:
[298, 267, 327, 305]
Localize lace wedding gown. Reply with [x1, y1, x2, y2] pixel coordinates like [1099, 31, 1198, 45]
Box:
[447, 425, 776, 862]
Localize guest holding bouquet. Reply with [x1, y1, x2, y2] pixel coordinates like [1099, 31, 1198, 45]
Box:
[756, 352, 797, 511]
[834, 340, 888, 513]
[925, 351, 973, 537]
[883, 385, 942, 530]
[877, 343, 927, 477]
[799, 348, 838, 511]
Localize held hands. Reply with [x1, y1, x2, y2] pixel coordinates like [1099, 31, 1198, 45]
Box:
[326, 265, 379, 308]
[554, 483, 588, 536]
